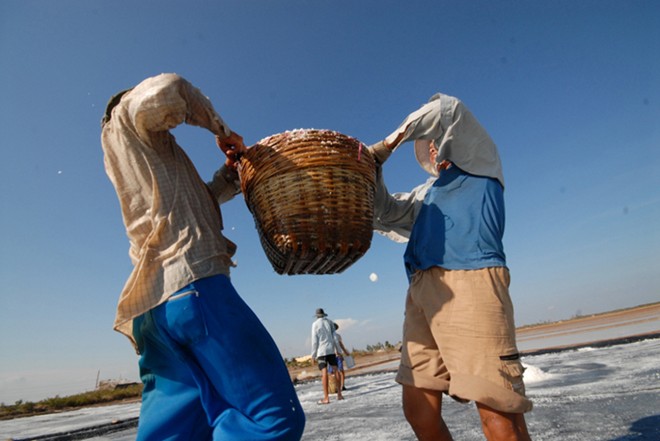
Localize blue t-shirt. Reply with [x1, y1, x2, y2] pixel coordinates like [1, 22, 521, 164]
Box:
[403, 165, 506, 280]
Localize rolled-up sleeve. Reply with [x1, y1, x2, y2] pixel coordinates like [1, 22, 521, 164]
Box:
[207, 165, 241, 205]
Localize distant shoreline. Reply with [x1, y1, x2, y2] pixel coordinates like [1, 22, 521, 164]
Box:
[516, 301, 660, 332]
[520, 331, 660, 356]
[290, 301, 660, 382]
[4, 302, 657, 423]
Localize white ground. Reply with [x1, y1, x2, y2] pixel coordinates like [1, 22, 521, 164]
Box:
[2, 338, 659, 440]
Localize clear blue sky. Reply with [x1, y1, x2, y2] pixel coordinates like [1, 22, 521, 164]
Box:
[1, 0, 658, 403]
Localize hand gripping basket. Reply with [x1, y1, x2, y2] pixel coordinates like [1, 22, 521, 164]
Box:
[239, 129, 376, 275]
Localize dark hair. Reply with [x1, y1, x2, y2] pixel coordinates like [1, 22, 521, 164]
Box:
[101, 88, 133, 126]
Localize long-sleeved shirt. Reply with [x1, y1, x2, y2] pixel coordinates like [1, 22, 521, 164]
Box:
[101, 73, 241, 345]
[373, 172, 433, 243]
[374, 166, 506, 280]
[373, 93, 507, 278]
[311, 318, 339, 358]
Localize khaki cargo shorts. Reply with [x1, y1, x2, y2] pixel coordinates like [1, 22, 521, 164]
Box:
[396, 266, 533, 413]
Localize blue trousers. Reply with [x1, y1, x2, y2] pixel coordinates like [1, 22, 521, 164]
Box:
[132, 274, 305, 440]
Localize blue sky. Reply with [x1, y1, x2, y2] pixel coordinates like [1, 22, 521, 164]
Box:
[1, 0, 658, 403]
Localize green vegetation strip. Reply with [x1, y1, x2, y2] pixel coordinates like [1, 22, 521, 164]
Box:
[1, 384, 142, 420]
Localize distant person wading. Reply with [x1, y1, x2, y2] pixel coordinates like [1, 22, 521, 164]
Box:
[310, 308, 344, 404]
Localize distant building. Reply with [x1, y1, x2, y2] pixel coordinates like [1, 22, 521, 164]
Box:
[97, 379, 139, 391]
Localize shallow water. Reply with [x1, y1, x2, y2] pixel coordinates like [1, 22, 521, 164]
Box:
[516, 305, 660, 353]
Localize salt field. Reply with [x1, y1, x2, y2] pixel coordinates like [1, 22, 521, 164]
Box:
[2, 309, 658, 440]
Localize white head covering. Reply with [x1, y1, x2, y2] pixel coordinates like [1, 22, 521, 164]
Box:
[394, 93, 504, 187]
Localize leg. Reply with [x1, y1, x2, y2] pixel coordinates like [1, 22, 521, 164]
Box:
[321, 367, 330, 403]
[402, 385, 453, 441]
[337, 357, 346, 390]
[154, 275, 305, 440]
[334, 369, 343, 400]
[476, 403, 531, 441]
[132, 313, 213, 441]
[326, 356, 342, 400]
[423, 268, 532, 414]
[396, 275, 454, 440]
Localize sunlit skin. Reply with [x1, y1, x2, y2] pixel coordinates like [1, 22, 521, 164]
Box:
[216, 131, 246, 169]
[312, 356, 343, 404]
[429, 140, 451, 174]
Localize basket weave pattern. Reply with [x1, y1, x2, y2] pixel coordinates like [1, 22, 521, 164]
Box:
[239, 129, 376, 275]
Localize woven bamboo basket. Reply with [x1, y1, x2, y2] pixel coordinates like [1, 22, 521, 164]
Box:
[239, 129, 376, 275]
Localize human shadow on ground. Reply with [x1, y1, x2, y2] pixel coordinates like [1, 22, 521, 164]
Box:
[608, 414, 660, 441]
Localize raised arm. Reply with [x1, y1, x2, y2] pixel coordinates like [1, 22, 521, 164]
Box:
[125, 73, 230, 138]
[337, 334, 350, 355]
[371, 93, 504, 186]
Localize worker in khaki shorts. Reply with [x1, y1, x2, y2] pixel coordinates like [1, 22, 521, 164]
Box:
[368, 93, 532, 441]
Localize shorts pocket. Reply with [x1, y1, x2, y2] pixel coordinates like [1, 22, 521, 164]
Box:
[500, 358, 526, 396]
[164, 290, 208, 345]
